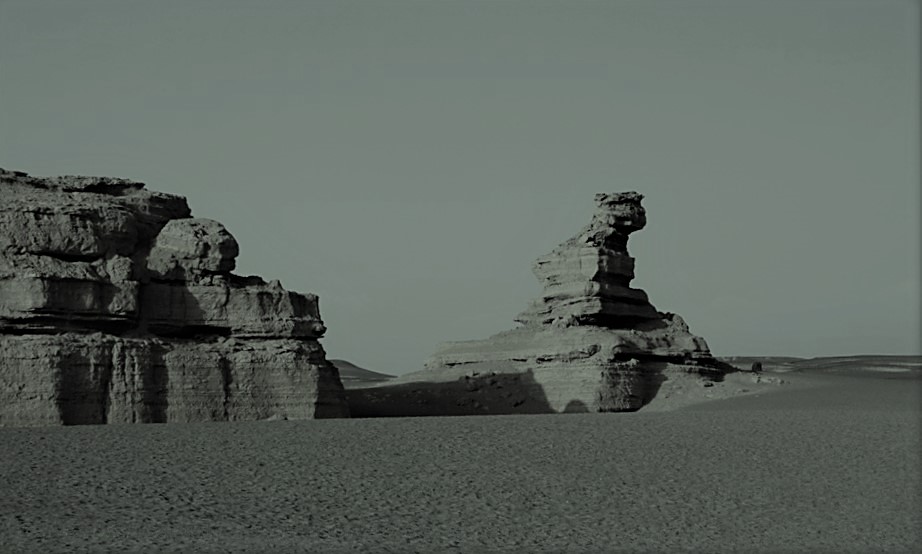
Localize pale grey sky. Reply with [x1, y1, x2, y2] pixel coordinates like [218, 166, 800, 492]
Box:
[1, 0, 919, 374]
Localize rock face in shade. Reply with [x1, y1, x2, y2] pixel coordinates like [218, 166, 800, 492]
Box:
[0, 168, 349, 426]
[346, 193, 730, 417]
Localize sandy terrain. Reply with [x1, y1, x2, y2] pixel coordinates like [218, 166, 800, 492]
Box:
[1, 370, 919, 553]
[719, 355, 922, 374]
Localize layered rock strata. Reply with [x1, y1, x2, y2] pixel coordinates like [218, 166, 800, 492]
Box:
[0, 168, 348, 426]
[347, 193, 730, 416]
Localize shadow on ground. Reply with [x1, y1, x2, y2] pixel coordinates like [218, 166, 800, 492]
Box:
[345, 369, 558, 417]
[343, 360, 723, 417]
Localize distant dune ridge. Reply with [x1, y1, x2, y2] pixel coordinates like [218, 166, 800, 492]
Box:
[0, 168, 349, 426]
[347, 193, 736, 416]
[720, 355, 922, 373]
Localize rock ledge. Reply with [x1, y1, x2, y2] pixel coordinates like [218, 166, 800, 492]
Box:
[0, 168, 348, 426]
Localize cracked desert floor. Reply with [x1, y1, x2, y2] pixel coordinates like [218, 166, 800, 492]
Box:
[2, 368, 920, 553]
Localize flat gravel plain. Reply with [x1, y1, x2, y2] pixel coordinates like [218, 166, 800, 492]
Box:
[1, 372, 920, 553]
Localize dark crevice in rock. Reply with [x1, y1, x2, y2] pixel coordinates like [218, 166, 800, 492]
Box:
[611, 352, 689, 364]
[231, 334, 309, 340]
[605, 274, 632, 288]
[575, 314, 659, 328]
[0, 317, 133, 335]
[34, 251, 104, 263]
[227, 273, 267, 287]
[99, 360, 113, 425]
[148, 325, 232, 339]
[0, 326, 78, 336]
[58, 181, 144, 195]
[141, 344, 169, 423]
[147, 276, 184, 285]
[55, 350, 109, 425]
[220, 357, 233, 421]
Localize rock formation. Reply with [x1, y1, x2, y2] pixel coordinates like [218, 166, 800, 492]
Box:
[346, 193, 731, 416]
[0, 168, 348, 426]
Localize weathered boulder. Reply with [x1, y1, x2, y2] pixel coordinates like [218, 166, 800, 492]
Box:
[347, 193, 731, 416]
[146, 218, 240, 280]
[0, 168, 348, 426]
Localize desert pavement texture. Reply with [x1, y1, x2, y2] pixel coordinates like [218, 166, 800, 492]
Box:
[1, 368, 919, 553]
[0, 168, 348, 426]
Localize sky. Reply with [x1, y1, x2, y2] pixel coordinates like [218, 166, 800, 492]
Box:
[1, 0, 919, 375]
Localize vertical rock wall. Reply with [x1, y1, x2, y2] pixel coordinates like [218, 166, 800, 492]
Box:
[0, 168, 348, 426]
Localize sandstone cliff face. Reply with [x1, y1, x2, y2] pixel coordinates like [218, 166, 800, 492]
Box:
[347, 193, 729, 416]
[0, 168, 348, 426]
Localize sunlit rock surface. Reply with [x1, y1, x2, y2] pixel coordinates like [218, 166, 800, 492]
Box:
[0, 168, 348, 426]
[347, 193, 731, 416]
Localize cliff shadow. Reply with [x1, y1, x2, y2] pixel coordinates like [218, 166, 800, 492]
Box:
[56, 348, 108, 425]
[345, 363, 693, 417]
[141, 341, 169, 423]
[54, 340, 169, 424]
[631, 360, 730, 410]
[345, 369, 556, 418]
[136, 279, 220, 423]
[637, 361, 669, 408]
[138, 280, 232, 339]
[595, 362, 667, 412]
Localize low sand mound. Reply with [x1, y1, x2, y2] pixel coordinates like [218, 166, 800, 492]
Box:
[329, 359, 395, 387]
[641, 370, 788, 412]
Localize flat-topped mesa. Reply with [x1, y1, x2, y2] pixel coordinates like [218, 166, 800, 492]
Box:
[516, 191, 659, 328]
[345, 192, 727, 417]
[0, 168, 348, 426]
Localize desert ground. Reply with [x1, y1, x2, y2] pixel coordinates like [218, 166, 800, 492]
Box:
[1, 364, 920, 553]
